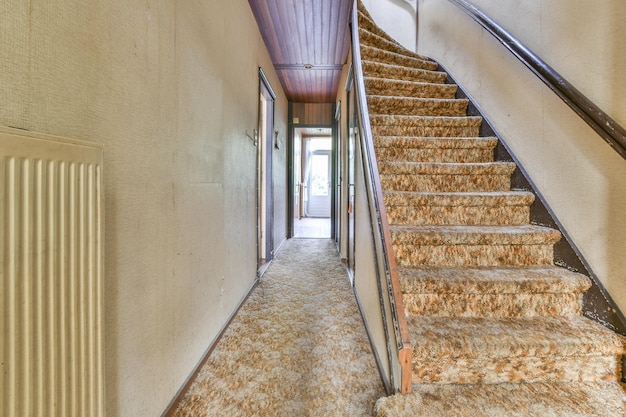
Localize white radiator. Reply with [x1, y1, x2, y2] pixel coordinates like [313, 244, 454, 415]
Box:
[0, 127, 104, 417]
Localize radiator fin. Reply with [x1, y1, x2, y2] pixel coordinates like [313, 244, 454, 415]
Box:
[1, 128, 104, 417]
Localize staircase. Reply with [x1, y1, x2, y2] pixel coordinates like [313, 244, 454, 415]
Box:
[355, 5, 626, 416]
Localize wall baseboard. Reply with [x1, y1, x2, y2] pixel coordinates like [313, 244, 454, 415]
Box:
[161, 277, 260, 417]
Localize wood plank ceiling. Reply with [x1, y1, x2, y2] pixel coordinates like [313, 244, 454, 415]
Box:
[248, 0, 353, 103]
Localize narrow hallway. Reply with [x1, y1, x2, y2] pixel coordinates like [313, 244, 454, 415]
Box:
[170, 238, 385, 416]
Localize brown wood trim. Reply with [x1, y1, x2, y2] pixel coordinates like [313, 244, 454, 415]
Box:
[161, 277, 260, 417]
[447, 0, 626, 160]
[398, 347, 413, 394]
[350, 0, 413, 393]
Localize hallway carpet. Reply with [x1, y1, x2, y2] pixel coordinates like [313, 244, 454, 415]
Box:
[171, 238, 385, 417]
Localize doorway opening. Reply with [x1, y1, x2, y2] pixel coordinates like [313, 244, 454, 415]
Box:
[293, 127, 332, 238]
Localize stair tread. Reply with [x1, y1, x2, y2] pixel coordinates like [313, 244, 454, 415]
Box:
[362, 60, 448, 83]
[360, 44, 438, 70]
[407, 315, 626, 359]
[370, 114, 482, 128]
[375, 382, 626, 417]
[368, 96, 469, 116]
[390, 224, 562, 245]
[398, 266, 591, 294]
[365, 77, 458, 98]
[359, 28, 433, 63]
[384, 191, 535, 206]
[357, 10, 402, 47]
[374, 136, 498, 149]
[379, 161, 516, 175]
[369, 95, 467, 103]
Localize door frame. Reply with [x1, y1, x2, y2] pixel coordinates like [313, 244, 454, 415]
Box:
[287, 118, 337, 239]
[257, 68, 276, 273]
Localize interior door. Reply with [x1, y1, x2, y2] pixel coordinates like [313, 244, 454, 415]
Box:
[306, 150, 331, 217]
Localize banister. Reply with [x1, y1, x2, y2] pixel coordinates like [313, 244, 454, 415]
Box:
[447, 0, 626, 160]
[350, 0, 413, 394]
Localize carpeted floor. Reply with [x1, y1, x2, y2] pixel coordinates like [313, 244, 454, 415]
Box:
[171, 238, 385, 417]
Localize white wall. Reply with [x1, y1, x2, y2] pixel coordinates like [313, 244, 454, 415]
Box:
[417, 0, 626, 314]
[361, 0, 418, 52]
[0, 1, 288, 416]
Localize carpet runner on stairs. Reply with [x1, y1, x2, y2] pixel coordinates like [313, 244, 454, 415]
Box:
[356, 3, 626, 416]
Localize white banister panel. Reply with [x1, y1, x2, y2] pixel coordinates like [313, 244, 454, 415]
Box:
[1, 127, 104, 417]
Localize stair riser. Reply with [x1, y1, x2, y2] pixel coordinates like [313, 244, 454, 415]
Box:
[358, 15, 390, 41]
[372, 125, 480, 137]
[393, 244, 555, 267]
[412, 355, 622, 384]
[363, 63, 447, 84]
[368, 99, 468, 117]
[380, 174, 511, 192]
[375, 147, 494, 163]
[365, 82, 457, 99]
[365, 70, 446, 84]
[403, 293, 583, 318]
[360, 31, 432, 64]
[386, 206, 530, 226]
[361, 47, 438, 70]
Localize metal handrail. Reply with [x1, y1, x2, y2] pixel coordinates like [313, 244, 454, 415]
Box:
[350, 0, 412, 394]
[448, 0, 626, 160]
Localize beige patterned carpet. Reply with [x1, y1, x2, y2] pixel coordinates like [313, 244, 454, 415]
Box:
[171, 238, 385, 417]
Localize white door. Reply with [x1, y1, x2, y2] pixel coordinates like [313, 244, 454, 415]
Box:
[306, 150, 331, 217]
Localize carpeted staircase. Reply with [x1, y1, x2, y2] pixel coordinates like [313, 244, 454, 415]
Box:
[355, 4, 626, 416]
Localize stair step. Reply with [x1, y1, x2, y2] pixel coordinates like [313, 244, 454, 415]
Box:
[379, 162, 515, 193]
[361, 45, 439, 71]
[399, 266, 590, 317]
[357, 7, 380, 31]
[363, 61, 447, 84]
[374, 136, 497, 163]
[379, 161, 516, 176]
[375, 382, 626, 417]
[368, 96, 469, 117]
[359, 28, 432, 63]
[365, 77, 458, 99]
[357, 11, 405, 49]
[407, 315, 626, 384]
[391, 225, 561, 267]
[383, 191, 534, 225]
[370, 115, 482, 137]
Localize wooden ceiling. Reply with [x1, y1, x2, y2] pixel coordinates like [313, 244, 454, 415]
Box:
[248, 0, 353, 103]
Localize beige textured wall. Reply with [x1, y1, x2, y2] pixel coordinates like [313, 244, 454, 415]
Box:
[417, 0, 626, 313]
[0, 1, 288, 416]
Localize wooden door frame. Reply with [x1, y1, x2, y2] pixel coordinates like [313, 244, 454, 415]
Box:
[257, 68, 276, 273]
[287, 118, 337, 239]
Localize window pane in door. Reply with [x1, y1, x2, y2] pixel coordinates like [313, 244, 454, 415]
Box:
[310, 154, 329, 196]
